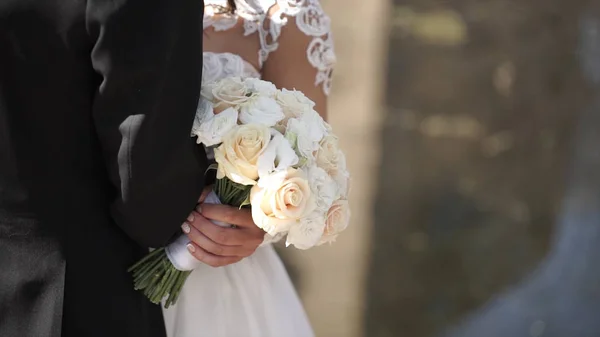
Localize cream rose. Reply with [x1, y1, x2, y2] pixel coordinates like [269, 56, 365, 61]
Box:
[211, 77, 252, 112]
[250, 168, 316, 235]
[319, 199, 351, 245]
[214, 124, 271, 185]
[333, 168, 351, 199]
[315, 134, 345, 174]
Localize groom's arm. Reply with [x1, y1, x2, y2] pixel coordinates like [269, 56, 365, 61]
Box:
[87, 0, 206, 247]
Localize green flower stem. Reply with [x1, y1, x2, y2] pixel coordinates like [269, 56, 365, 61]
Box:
[129, 177, 251, 308]
[165, 270, 192, 308]
[133, 255, 165, 290]
[159, 266, 179, 304]
[149, 261, 169, 302]
[214, 178, 251, 207]
[128, 248, 164, 275]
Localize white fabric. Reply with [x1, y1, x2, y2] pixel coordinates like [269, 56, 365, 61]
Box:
[201, 52, 261, 85]
[162, 244, 313, 337]
[203, 0, 336, 95]
[165, 191, 229, 272]
[162, 51, 315, 336]
[165, 235, 202, 272]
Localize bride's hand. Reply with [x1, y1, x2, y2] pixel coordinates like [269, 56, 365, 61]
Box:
[181, 188, 265, 267]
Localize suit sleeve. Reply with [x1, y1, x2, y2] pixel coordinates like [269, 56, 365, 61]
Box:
[87, 0, 206, 247]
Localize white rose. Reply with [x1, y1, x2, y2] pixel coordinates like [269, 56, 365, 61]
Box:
[200, 79, 216, 101]
[276, 89, 315, 120]
[214, 124, 271, 185]
[211, 77, 252, 112]
[284, 109, 327, 160]
[323, 120, 333, 134]
[286, 212, 327, 250]
[244, 78, 278, 97]
[274, 90, 317, 135]
[285, 118, 318, 162]
[250, 168, 316, 235]
[257, 130, 299, 180]
[200, 53, 228, 100]
[318, 199, 351, 245]
[306, 165, 338, 212]
[239, 96, 284, 126]
[191, 98, 214, 136]
[192, 107, 239, 147]
[300, 110, 328, 144]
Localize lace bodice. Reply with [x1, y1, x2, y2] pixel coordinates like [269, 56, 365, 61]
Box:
[203, 0, 335, 95]
[202, 52, 261, 85]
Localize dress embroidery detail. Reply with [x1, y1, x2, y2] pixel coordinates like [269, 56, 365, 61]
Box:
[204, 0, 335, 95]
[202, 52, 261, 86]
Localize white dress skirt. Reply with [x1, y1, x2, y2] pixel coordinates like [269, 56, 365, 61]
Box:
[162, 244, 314, 337]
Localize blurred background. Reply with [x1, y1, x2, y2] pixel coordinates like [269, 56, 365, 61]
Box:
[277, 0, 600, 336]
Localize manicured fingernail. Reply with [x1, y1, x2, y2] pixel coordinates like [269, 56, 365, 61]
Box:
[187, 214, 195, 222]
[186, 243, 196, 253]
[181, 223, 191, 234]
[195, 205, 202, 213]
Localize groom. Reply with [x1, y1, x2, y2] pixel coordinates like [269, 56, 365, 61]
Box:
[0, 0, 263, 336]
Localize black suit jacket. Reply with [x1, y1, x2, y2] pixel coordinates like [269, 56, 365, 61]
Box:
[0, 0, 205, 336]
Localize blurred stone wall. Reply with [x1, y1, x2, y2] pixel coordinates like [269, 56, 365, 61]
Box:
[281, 0, 596, 336]
[366, 0, 589, 337]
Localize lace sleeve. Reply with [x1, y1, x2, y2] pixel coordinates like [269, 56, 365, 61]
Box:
[272, 1, 335, 95]
[204, 0, 335, 94]
[240, 0, 336, 95]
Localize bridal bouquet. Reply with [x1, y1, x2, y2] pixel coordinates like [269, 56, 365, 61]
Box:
[128, 77, 351, 308]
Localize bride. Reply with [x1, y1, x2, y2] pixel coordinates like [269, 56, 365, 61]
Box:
[162, 1, 335, 336]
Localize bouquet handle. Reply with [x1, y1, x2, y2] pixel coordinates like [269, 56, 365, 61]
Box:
[128, 190, 232, 308]
[165, 190, 230, 272]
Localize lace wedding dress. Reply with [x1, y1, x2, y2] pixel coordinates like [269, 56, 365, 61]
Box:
[161, 1, 335, 336]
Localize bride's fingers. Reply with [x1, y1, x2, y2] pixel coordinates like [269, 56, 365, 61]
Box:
[182, 222, 248, 257]
[189, 212, 254, 246]
[185, 242, 243, 268]
[198, 203, 256, 228]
